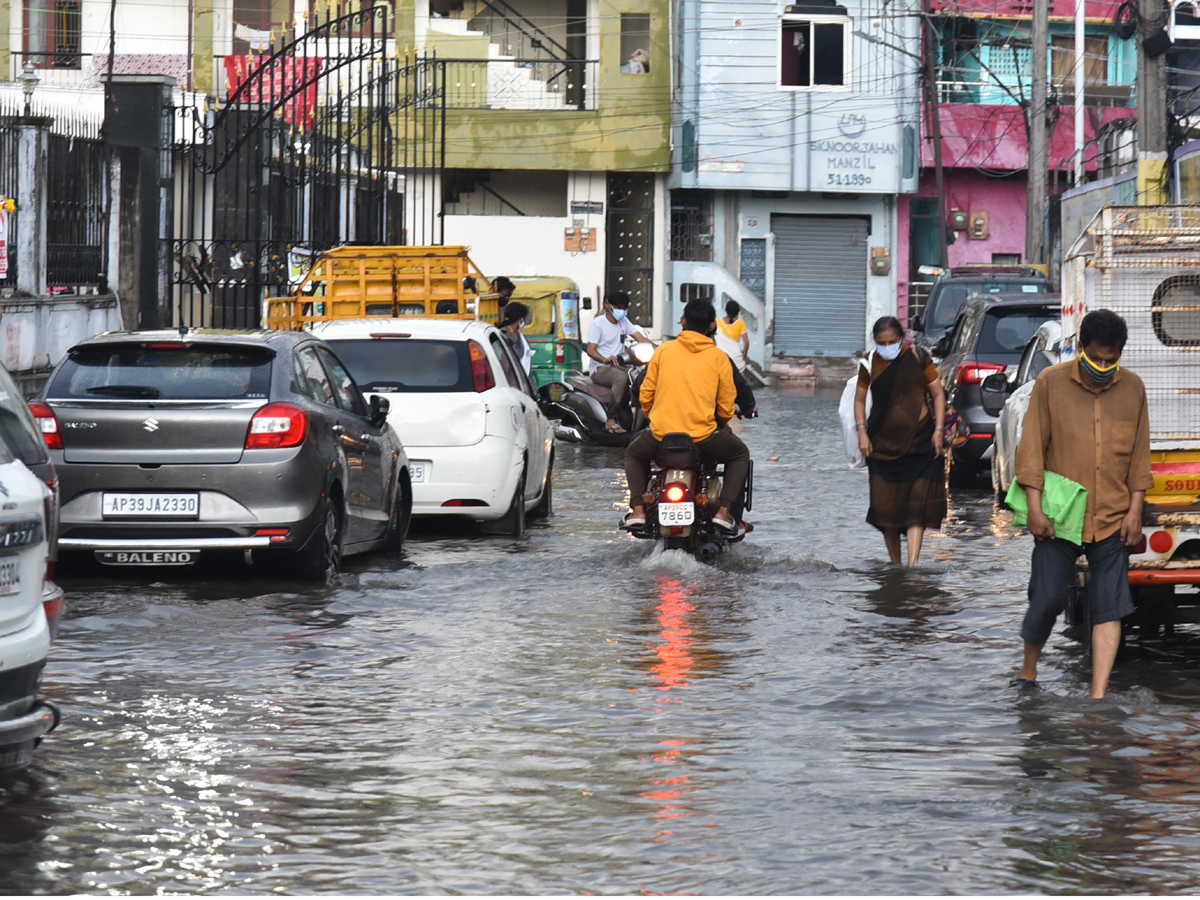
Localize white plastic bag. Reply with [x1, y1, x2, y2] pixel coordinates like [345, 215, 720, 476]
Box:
[838, 355, 872, 468]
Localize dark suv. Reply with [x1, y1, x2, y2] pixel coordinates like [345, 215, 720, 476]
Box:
[936, 293, 1061, 487]
[912, 266, 1051, 357]
[34, 330, 412, 580]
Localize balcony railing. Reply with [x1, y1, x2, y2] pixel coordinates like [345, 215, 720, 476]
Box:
[442, 58, 597, 111]
[936, 73, 1134, 107]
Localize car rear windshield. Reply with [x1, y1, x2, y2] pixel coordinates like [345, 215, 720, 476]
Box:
[977, 308, 1059, 354]
[49, 344, 274, 400]
[323, 339, 472, 393]
[928, 282, 1048, 330]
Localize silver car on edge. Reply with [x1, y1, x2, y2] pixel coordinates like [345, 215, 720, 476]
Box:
[32, 330, 412, 580]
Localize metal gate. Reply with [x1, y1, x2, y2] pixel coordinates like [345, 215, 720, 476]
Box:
[771, 215, 869, 357]
[169, 6, 446, 328]
[607, 173, 655, 325]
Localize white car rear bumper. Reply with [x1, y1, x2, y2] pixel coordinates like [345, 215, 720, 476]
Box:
[408, 435, 522, 521]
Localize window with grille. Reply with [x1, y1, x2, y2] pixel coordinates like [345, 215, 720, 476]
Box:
[24, 0, 80, 69]
[779, 17, 850, 89]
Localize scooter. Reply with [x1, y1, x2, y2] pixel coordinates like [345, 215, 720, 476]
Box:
[538, 341, 654, 447]
[622, 432, 754, 562]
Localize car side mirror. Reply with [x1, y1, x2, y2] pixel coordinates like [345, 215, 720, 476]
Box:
[980, 372, 1010, 416]
[369, 394, 390, 426]
[582, 296, 593, 310]
[933, 336, 952, 358]
[910, 314, 924, 332]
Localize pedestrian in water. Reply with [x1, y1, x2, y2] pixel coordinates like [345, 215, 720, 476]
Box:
[1014, 309, 1152, 699]
[853, 316, 947, 565]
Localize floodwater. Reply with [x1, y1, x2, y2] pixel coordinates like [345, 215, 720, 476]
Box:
[6, 389, 1200, 894]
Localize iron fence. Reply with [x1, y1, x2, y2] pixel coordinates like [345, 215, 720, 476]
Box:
[46, 114, 105, 288]
[0, 118, 18, 290]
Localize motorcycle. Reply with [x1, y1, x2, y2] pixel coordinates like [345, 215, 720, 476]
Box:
[537, 341, 655, 446]
[623, 431, 755, 561]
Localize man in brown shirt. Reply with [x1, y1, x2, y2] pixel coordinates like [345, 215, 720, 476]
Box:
[1014, 309, 1154, 699]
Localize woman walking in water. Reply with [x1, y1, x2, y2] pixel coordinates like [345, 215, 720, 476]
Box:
[853, 316, 948, 565]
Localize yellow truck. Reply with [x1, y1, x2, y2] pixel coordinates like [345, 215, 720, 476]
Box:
[265, 245, 501, 330]
[1062, 207, 1200, 637]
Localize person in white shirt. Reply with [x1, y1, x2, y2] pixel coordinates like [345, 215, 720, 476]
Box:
[586, 291, 654, 434]
[498, 302, 533, 376]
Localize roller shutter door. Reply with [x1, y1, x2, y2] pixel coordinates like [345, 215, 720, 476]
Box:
[771, 215, 869, 357]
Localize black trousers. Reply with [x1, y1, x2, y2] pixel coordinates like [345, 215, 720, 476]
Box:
[1021, 533, 1135, 644]
[625, 428, 750, 510]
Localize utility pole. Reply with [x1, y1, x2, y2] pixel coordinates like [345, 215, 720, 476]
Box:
[1073, 0, 1085, 184]
[922, 0, 948, 268]
[1025, 0, 1049, 263]
[1137, 0, 1170, 205]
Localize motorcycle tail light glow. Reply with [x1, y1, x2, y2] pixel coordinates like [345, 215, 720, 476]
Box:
[665, 484, 686, 503]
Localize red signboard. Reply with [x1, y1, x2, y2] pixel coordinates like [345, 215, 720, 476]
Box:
[0, 209, 9, 280]
[224, 55, 323, 129]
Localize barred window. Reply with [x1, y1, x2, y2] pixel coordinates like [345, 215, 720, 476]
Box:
[24, 0, 80, 69]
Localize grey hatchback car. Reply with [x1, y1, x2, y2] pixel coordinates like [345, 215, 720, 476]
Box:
[33, 329, 412, 580]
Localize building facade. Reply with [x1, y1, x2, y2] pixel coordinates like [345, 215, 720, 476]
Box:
[669, 0, 923, 364]
[898, 0, 1137, 322]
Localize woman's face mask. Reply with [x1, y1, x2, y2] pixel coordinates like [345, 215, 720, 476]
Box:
[877, 339, 903, 361]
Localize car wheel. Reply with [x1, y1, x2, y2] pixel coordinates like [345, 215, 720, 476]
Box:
[296, 497, 343, 582]
[486, 469, 526, 537]
[383, 476, 412, 554]
[529, 453, 553, 520]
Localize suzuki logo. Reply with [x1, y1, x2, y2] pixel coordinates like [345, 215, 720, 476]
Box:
[143, 418, 160, 432]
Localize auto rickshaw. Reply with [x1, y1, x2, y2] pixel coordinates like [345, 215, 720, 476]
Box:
[509, 276, 586, 389]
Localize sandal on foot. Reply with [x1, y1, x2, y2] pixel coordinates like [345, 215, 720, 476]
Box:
[712, 515, 737, 534]
[1010, 677, 1039, 693]
[606, 424, 627, 434]
[621, 513, 646, 529]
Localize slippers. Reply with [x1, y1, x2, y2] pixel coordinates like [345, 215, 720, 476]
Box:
[606, 424, 627, 434]
[1010, 677, 1039, 693]
[621, 513, 646, 530]
[712, 515, 737, 534]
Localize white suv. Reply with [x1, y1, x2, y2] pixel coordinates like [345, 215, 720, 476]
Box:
[314, 318, 554, 536]
[0, 455, 60, 772]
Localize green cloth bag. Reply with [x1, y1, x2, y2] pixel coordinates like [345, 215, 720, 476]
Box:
[1006, 471, 1088, 546]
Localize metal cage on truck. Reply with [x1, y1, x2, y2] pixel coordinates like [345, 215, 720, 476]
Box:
[263, 245, 501, 331]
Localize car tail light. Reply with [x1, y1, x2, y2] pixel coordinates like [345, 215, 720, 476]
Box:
[954, 362, 1006, 385]
[145, 342, 186, 350]
[468, 340, 496, 392]
[555, 344, 565, 363]
[245, 403, 308, 449]
[441, 499, 488, 507]
[1150, 530, 1174, 555]
[664, 483, 687, 503]
[27, 402, 62, 450]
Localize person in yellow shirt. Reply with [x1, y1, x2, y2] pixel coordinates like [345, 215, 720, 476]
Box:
[714, 300, 749, 372]
[622, 298, 750, 533]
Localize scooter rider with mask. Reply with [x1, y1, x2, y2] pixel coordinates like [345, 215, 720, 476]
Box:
[586, 291, 655, 434]
[622, 298, 750, 534]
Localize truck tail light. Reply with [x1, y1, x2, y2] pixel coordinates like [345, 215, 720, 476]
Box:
[954, 362, 1006, 385]
[555, 344, 565, 363]
[246, 403, 308, 449]
[468, 340, 496, 392]
[27, 402, 62, 450]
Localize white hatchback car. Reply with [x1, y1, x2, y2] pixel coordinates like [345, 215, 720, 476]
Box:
[989, 320, 1063, 498]
[0, 456, 60, 772]
[313, 318, 554, 535]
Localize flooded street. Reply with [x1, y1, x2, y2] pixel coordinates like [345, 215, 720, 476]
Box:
[7, 388, 1200, 893]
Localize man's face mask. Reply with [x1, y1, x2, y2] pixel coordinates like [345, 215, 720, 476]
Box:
[1080, 350, 1120, 384]
[611, 308, 628, 322]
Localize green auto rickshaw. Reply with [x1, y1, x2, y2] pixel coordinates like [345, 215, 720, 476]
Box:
[510, 276, 586, 389]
